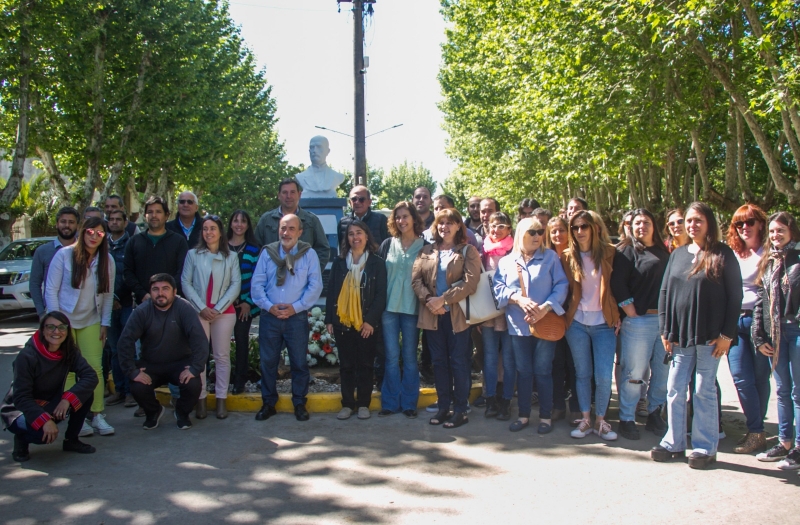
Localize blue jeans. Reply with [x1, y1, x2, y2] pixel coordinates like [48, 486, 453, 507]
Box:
[482, 326, 511, 398]
[259, 311, 310, 407]
[728, 314, 771, 433]
[618, 314, 668, 421]
[565, 320, 617, 416]
[661, 344, 721, 455]
[425, 314, 471, 413]
[108, 305, 133, 396]
[773, 323, 800, 445]
[510, 335, 556, 418]
[381, 312, 420, 412]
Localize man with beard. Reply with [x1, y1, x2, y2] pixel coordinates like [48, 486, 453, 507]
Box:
[30, 206, 79, 319]
[465, 196, 483, 232]
[118, 274, 208, 430]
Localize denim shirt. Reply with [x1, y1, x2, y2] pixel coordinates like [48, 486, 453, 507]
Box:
[493, 249, 569, 336]
[251, 243, 323, 314]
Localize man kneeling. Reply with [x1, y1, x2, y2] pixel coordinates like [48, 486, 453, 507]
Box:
[118, 274, 208, 430]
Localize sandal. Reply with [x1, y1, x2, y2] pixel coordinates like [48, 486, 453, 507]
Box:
[429, 409, 451, 425]
[443, 411, 469, 429]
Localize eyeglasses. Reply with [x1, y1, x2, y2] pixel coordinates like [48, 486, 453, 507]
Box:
[734, 218, 757, 230]
[667, 218, 684, 227]
[570, 224, 591, 233]
[526, 229, 545, 237]
[350, 196, 368, 204]
[85, 228, 105, 238]
[178, 199, 195, 205]
[490, 224, 510, 230]
[203, 215, 220, 221]
[44, 324, 68, 333]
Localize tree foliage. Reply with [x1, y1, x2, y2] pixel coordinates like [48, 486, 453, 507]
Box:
[439, 0, 800, 221]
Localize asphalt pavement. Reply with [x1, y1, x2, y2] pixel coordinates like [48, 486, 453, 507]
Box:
[0, 316, 797, 525]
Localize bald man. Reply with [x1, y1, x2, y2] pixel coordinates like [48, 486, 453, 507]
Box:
[251, 214, 322, 423]
[337, 185, 389, 246]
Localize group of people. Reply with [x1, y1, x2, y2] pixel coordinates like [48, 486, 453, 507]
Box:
[2, 182, 799, 474]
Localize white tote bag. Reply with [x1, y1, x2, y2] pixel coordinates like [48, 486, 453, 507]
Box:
[454, 246, 505, 324]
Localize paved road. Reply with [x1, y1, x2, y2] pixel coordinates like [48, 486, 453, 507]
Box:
[0, 317, 797, 525]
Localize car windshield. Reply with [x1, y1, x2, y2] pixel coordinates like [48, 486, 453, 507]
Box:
[0, 240, 51, 261]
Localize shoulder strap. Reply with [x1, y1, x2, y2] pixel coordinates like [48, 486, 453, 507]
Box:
[516, 264, 527, 298]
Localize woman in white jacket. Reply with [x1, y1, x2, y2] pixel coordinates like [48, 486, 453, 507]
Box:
[45, 216, 115, 437]
[181, 215, 241, 419]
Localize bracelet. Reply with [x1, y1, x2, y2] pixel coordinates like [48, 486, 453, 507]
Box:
[617, 298, 634, 307]
[718, 334, 733, 343]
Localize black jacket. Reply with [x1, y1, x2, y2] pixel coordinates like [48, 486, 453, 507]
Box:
[166, 212, 203, 249]
[337, 209, 390, 248]
[1, 333, 98, 430]
[123, 230, 189, 303]
[108, 231, 133, 307]
[325, 252, 387, 330]
[752, 243, 800, 348]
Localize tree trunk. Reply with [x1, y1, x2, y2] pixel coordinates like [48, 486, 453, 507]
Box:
[627, 170, 643, 208]
[724, 104, 738, 201]
[80, 10, 110, 211]
[35, 146, 70, 204]
[0, 0, 31, 212]
[101, 47, 151, 202]
[690, 129, 711, 199]
[735, 110, 756, 202]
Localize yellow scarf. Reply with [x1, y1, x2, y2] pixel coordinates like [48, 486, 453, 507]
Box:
[337, 252, 367, 330]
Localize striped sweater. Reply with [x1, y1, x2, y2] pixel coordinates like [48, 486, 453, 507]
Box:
[230, 241, 261, 316]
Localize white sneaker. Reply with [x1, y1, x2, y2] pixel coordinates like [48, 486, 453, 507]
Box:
[636, 398, 648, 417]
[357, 407, 371, 420]
[91, 414, 115, 436]
[594, 419, 618, 441]
[337, 408, 352, 420]
[570, 418, 593, 438]
[79, 420, 94, 437]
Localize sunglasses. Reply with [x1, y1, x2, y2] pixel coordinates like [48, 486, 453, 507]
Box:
[667, 218, 684, 227]
[85, 228, 105, 238]
[734, 218, 757, 230]
[178, 199, 195, 205]
[44, 323, 69, 333]
[526, 228, 545, 237]
[570, 224, 591, 233]
[350, 196, 368, 204]
[203, 215, 221, 222]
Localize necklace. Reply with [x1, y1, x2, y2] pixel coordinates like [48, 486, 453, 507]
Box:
[230, 242, 246, 254]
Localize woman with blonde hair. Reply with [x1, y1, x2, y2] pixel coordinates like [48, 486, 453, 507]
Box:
[493, 217, 568, 433]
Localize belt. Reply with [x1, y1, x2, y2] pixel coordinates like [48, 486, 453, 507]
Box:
[741, 309, 753, 317]
[645, 309, 658, 315]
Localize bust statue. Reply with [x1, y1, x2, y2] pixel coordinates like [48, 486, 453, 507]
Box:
[296, 135, 345, 199]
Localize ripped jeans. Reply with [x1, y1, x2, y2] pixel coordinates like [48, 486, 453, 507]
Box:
[618, 314, 669, 421]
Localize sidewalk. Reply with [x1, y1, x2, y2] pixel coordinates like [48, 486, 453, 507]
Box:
[0, 320, 797, 524]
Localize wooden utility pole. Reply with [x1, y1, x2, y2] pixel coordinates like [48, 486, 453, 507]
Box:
[353, 0, 366, 186]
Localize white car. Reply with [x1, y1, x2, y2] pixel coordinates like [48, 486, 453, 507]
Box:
[0, 237, 55, 311]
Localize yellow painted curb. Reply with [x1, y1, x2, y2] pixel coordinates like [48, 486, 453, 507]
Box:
[155, 384, 483, 413]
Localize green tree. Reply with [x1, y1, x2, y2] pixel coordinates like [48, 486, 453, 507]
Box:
[372, 161, 436, 209]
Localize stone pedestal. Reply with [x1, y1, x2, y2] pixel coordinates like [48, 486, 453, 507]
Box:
[300, 197, 346, 261]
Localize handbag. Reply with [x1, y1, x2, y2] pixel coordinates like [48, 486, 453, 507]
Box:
[453, 246, 505, 324]
[516, 264, 565, 341]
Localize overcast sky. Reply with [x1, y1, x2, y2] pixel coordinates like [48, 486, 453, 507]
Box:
[227, 0, 453, 189]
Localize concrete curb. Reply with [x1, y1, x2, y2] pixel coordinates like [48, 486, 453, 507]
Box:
[155, 384, 483, 413]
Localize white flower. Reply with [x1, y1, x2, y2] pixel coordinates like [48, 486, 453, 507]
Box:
[311, 307, 322, 318]
[325, 353, 337, 365]
[307, 355, 317, 366]
[308, 342, 320, 354]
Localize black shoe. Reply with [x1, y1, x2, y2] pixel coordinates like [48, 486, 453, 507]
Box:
[12, 435, 30, 462]
[402, 409, 418, 419]
[62, 439, 96, 454]
[651, 445, 684, 462]
[618, 420, 640, 440]
[484, 398, 499, 418]
[378, 409, 396, 417]
[255, 404, 277, 421]
[294, 404, 310, 421]
[688, 451, 716, 469]
[143, 406, 165, 430]
[443, 411, 469, 429]
[175, 411, 192, 430]
[509, 419, 529, 432]
[473, 395, 487, 408]
[231, 385, 245, 395]
[496, 398, 511, 421]
[133, 406, 145, 417]
[645, 407, 667, 435]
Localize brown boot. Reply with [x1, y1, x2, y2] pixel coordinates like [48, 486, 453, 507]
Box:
[216, 398, 228, 419]
[734, 431, 766, 454]
[195, 398, 208, 420]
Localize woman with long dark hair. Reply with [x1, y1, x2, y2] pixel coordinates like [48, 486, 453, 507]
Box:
[46, 216, 115, 437]
[227, 210, 261, 394]
[611, 208, 670, 441]
[562, 211, 620, 440]
[412, 208, 481, 429]
[182, 215, 241, 419]
[653, 202, 742, 469]
[2, 312, 99, 462]
[726, 204, 771, 455]
[378, 201, 426, 418]
[752, 212, 800, 468]
[326, 219, 387, 420]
